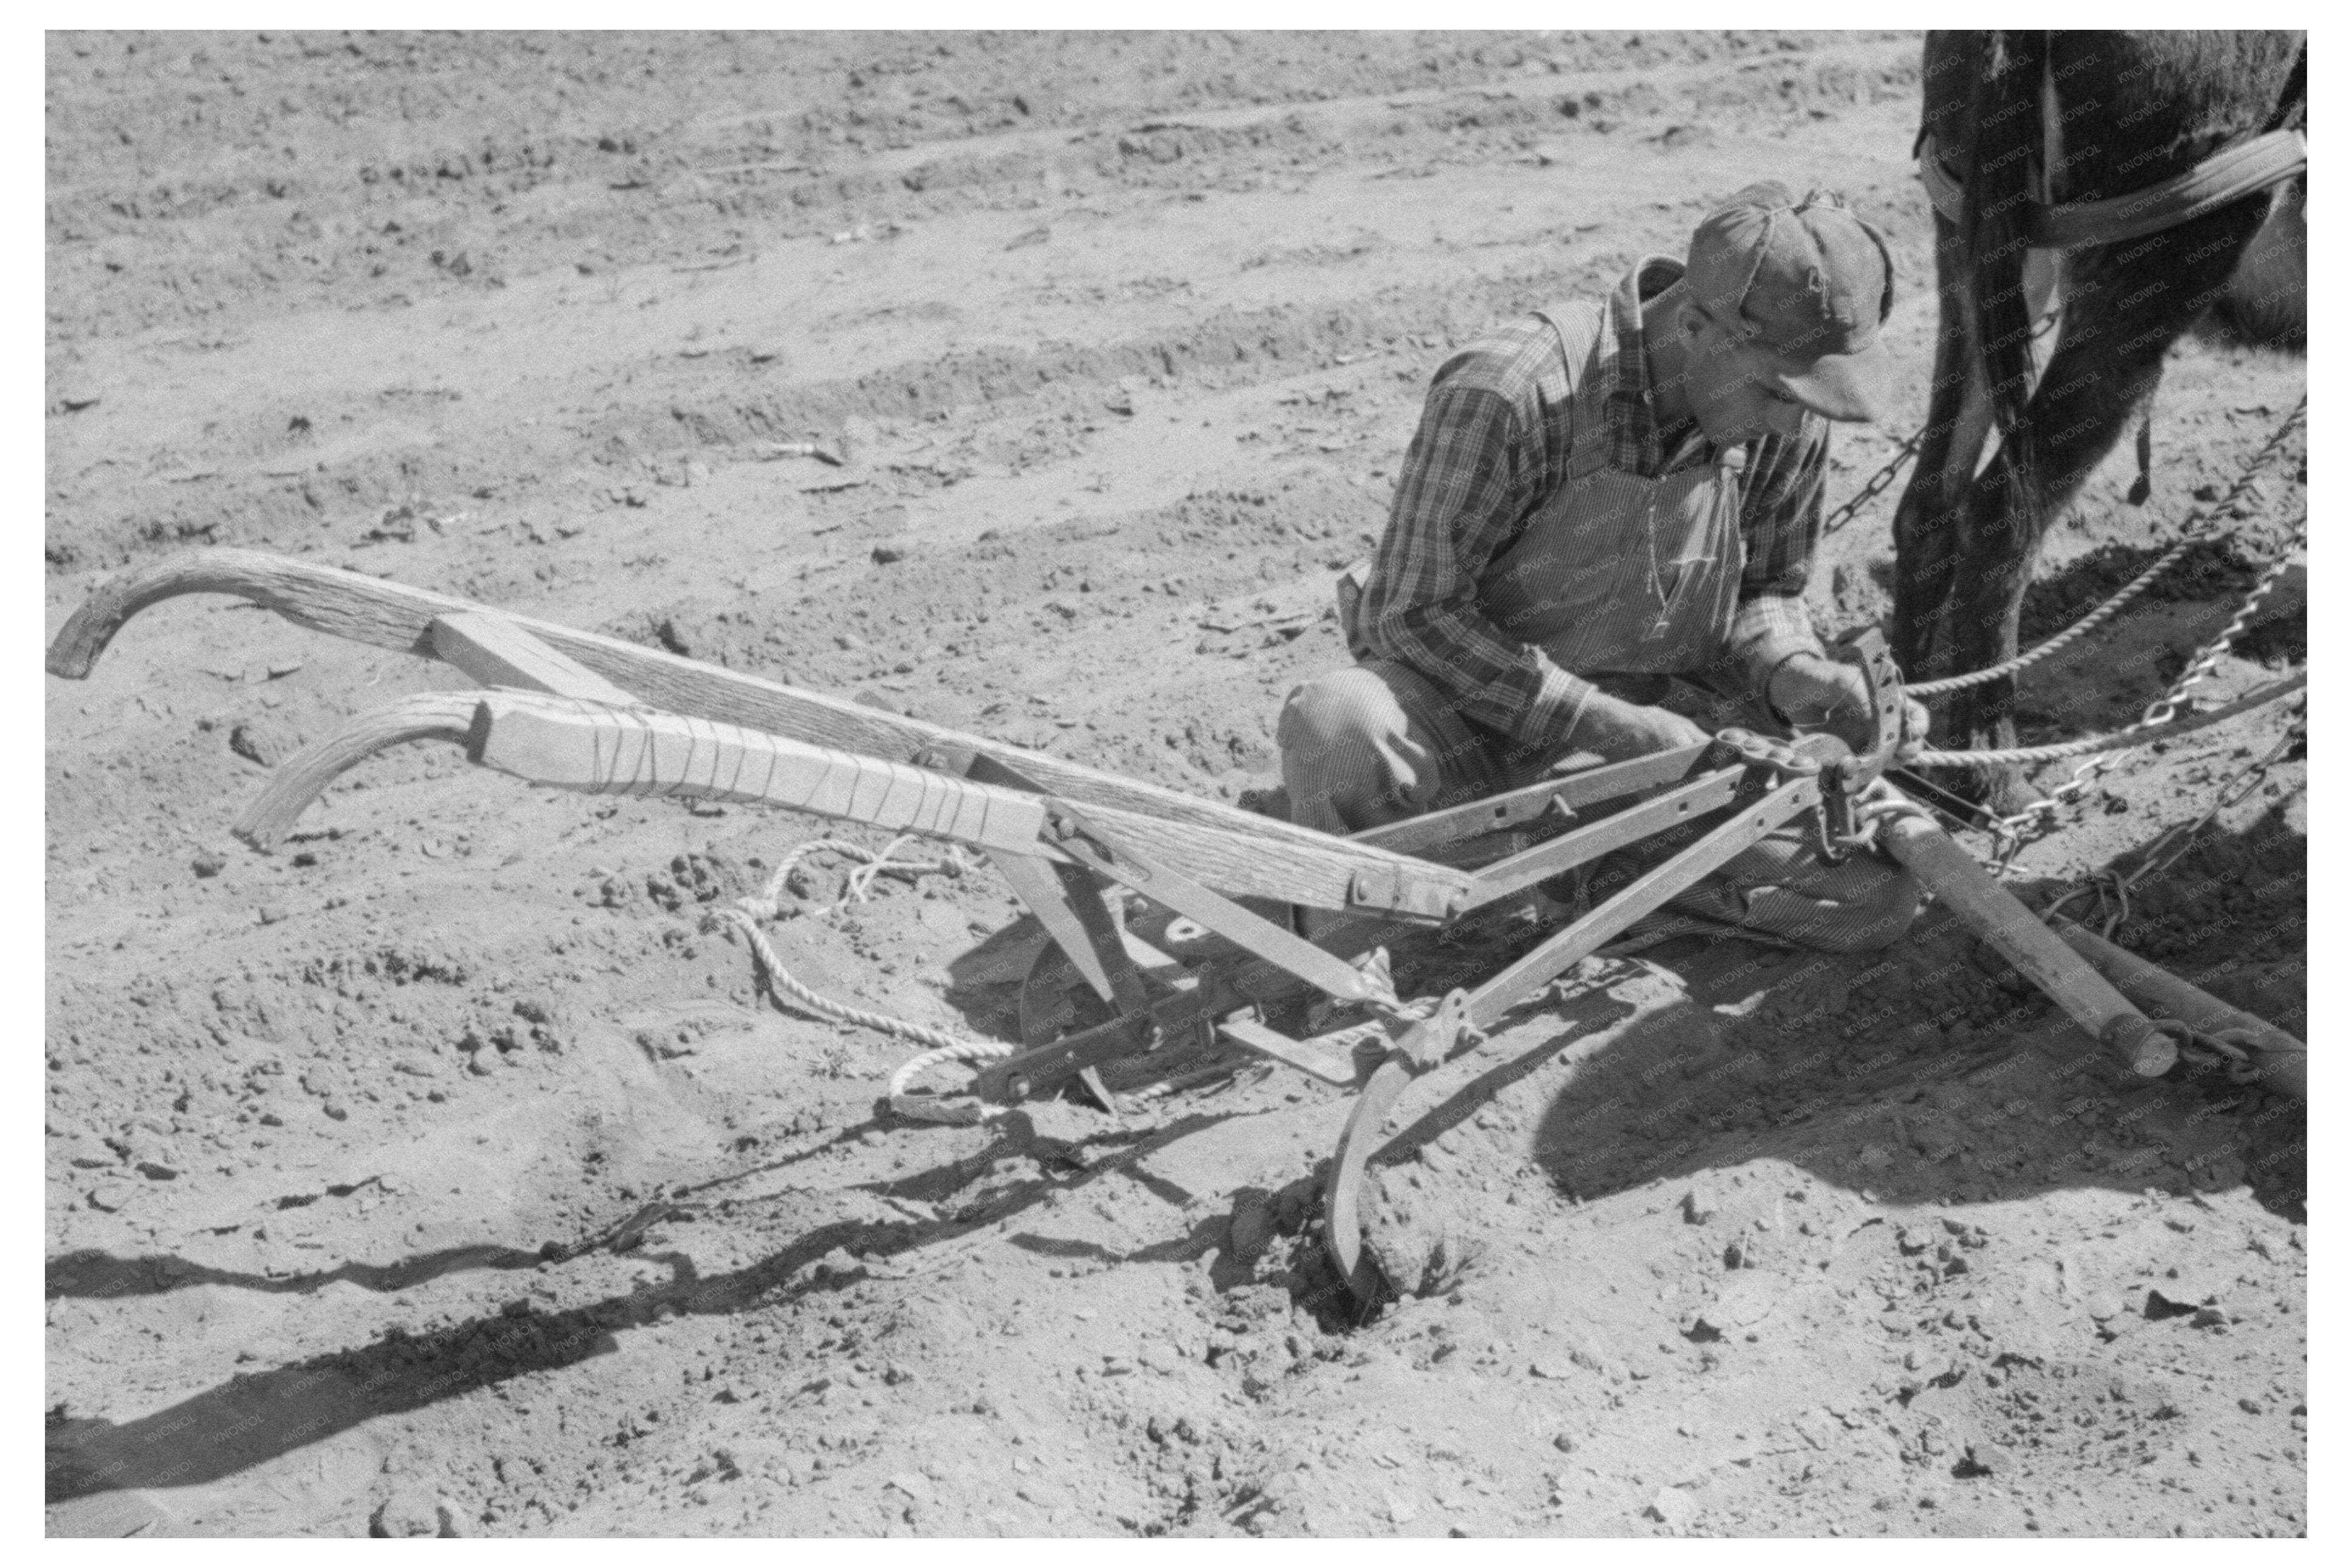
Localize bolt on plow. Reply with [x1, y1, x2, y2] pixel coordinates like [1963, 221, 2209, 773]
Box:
[46, 548, 2306, 1307]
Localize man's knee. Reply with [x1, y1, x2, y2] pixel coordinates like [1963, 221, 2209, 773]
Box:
[1277, 665, 1411, 761]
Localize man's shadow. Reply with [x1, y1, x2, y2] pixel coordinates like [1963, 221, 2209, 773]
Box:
[1343, 799, 2305, 1308]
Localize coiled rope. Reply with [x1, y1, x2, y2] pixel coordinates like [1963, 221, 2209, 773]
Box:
[709, 836, 1013, 1126]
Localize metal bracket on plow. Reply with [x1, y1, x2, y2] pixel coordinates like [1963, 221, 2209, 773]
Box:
[1323, 772, 1823, 1307]
[1042, 800, 1392, 1007]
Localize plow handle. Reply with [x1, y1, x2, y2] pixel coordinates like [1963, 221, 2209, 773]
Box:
[2052, 920, 2306, 1101]
[1878, 813, 2178, 1078]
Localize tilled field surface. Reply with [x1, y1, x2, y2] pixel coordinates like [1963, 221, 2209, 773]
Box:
[45, 30, 2305, 1538]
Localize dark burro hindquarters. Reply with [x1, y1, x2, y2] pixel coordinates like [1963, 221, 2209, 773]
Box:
[1893, 31, 2305, 802]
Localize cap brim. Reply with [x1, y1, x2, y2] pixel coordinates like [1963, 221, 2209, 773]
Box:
[1767, 339, 1897, 424]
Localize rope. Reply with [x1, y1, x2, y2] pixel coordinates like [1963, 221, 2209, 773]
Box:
[710, 836, 1009, 1126]
[1916, 501, 2299, 870]
[735, 834, 974, 920]
[1908, 396, 2305, 696]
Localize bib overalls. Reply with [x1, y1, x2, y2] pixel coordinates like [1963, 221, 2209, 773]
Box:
[1277, 302, 1918, 954]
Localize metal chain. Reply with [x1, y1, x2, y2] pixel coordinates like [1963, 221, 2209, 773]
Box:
[1978, 513, 2305, 870]
[1821, 424, 1925, 537]
[2138, 522, 2303, 727]
[1814, 301, 2057, 543]
[2041, 713, 2306, 938]
[1910, 394, 2305, 696]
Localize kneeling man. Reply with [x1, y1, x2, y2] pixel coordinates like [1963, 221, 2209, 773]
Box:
[1279, 182, 1925, 952]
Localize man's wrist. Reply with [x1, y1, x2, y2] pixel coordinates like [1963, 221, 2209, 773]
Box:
[1764, 652, 1856, 727]
[1761, 650, 1822, 726]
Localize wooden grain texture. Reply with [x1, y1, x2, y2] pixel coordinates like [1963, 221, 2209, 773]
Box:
[1881, 814, 2175, 1076]
[232, 693, 483, 851]
[48, 548, 1468, 914]
[472, 693, 1050, 858]
[2054, 920, 2306, 1100]
[428, 611, 644, 705]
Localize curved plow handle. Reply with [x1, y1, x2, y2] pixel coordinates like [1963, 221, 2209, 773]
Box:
[233, 693, 481, 851]
[48, 548, 1473, 918]
[47, 547, 469, 679]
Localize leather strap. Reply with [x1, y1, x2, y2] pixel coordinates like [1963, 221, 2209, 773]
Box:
[1917, 126, 2305, 250]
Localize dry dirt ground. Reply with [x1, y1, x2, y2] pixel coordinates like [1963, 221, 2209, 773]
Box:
[43, 31, 2306, 1538]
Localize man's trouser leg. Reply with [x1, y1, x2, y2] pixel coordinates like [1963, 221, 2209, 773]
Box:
[1276, 659, 1499, 837]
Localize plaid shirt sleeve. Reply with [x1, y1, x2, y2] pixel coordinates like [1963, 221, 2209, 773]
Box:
[1724, 415, 1832, 701]
[1358, 376, 1597, 745]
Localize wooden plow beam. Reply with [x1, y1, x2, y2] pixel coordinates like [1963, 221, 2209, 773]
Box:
[49, 551, 2290, 1308]
[46, 548, 1468, 921]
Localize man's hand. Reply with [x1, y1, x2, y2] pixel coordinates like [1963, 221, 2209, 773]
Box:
[1560, 690, 1712, 763]
[1767, 653, 1930, 760]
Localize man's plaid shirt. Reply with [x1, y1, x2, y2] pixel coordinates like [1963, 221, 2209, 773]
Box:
[1358, 255, 1831, 746]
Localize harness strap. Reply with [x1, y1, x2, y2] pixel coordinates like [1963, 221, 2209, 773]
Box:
[1916, 126, 2306, 250]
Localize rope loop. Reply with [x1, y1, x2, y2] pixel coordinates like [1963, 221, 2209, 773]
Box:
[711, 833, 1007, 1127]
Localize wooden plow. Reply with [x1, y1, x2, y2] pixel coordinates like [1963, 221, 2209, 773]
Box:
[46, 549, 2305, 1305]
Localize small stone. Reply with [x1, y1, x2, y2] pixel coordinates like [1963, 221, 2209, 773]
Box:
[1552, 1432, 1577, 1453]
[870, 544, 905, 565]
[1228, 1203, 1274, 1260]
[370, 1485, 459, 1538]
[256, 904, 289, 926]
[886, 1471, 932, 1504]
[190, 850, 226, 879]
[228, 717, 301, 768]
[1138, 1340, 1179, 1374]
[1681, 1183, 1717, 1225]
[1385, 1491, 1419, 1524]
[2085, 1291, 2124, 1322]
[86, 1183, 129, 1212]
[1646, 1486, 1699, 1528]
[1967, 1442, 2015, 1477]
[135, 1161, 178, 1181]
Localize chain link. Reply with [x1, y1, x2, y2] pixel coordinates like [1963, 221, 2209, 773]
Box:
[1973, 506, 2303, 872]
[1821, 425, 1925, 538]
[2040, 714, 2306, 937]
[1910, 395, 2305, 698]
